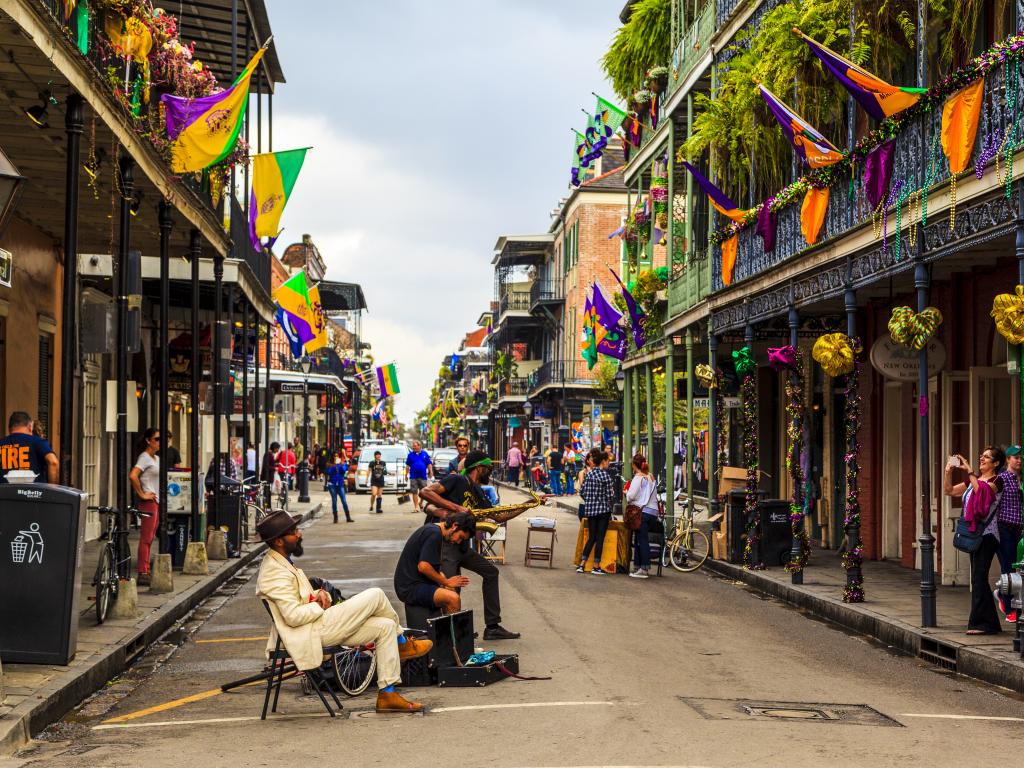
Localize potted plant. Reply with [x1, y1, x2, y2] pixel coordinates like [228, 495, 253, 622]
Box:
[646, 66, 669, 93]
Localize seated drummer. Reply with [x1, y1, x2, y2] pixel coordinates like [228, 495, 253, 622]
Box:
[418, 450, 521, 641]
[394, 511, 476, 615]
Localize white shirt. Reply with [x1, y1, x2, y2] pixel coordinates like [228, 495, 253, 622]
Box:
[134, 452, 160, 497]
[246, 447, 257, 473]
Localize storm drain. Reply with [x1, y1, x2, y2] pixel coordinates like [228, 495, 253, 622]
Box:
[679, 697, 902, 727]
[918, 638, 958, 671]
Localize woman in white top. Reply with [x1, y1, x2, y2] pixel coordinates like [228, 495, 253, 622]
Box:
[626, 452, 661, 579]
[129, 427, 161, 587]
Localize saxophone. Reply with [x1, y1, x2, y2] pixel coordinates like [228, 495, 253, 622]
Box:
[473, 491, 544, 534]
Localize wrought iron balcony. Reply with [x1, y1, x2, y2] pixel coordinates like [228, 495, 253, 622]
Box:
[669, 0, 714, 97]
[529, 279, 563, 311]
[528, 360, 595, 395]
[668, 246, 710, 319]
[498, 290, 531, 315]
[496, 377, 530, 402]
[709, 52, 1015, 292]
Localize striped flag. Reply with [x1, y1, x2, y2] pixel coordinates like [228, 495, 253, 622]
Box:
[376, 363, 400, 396]
[249, 148, 309, 251]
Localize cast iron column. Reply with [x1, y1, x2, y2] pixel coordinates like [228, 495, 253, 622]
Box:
[845, 283, 863, 594]
[265, 319, 271, 457]
[708, 332, 720, 524]
[189, 230, 202, 541]
[158, 201, 173, 553]
[1015, 181, 1024, 653]
[59, 93, 83, 487]
[744, 322, 759, 567]
[686, 330, 694, 505]
[645, 363, 654, 460]
[789, 304, 804, 584]
[242, 301, 250, 475]
[115, 154, 133, 575]
[916, 236, 937, 626]
[212, 254, 225, 525]
[622, 367, 632, 479]
[298, 369, 311, 502]
[665, 340, 675, 521]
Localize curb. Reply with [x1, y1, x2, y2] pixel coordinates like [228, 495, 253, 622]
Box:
[0, 501, 322, 756]
[701, 556, 1024, 695]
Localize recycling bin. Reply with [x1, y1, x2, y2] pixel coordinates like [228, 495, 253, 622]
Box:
[759, 499, 796, 567]
[0, 483, 87, 664]
[166, 510, 192, 569]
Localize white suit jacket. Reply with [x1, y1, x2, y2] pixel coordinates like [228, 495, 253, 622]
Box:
[256, 550, 325, 670]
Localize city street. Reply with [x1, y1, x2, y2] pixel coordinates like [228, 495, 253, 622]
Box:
[3, 491, 1023, 768]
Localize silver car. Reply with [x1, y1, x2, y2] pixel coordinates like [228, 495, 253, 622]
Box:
[355, 445, 410, 493]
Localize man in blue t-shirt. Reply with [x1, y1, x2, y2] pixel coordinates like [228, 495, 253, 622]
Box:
[0, 411, 58, 483]
[405, 441, 433, 510]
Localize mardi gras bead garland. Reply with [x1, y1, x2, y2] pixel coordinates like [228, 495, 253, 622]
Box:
[701, 34, 1024, 247]
[715, 368, 727, 477]
[841, 340, 865, 603]
[784, 350, 811, 574]
[740, 371, 763, 569]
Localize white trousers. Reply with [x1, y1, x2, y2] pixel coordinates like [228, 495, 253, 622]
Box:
[318, 587, 402, 688]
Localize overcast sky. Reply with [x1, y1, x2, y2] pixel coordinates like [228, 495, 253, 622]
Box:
[264, 0, 623, 425]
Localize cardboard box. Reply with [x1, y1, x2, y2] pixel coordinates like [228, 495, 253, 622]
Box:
[719, 466, 761, 495]
[712, 530, 728, 561]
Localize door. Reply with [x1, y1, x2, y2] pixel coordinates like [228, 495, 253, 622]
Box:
[941, 372, 970, 584]
[881, 382, 903, 560]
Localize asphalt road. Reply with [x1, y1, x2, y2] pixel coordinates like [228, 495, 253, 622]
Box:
[4, 489, 1024, 768]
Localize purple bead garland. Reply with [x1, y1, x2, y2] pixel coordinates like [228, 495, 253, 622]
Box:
[841, 341, 865, 603]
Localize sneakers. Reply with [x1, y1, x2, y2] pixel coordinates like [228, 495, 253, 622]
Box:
[376, 690, 424, 713]
[483, 624, 521, 640]
[398, 637, 433, 662]
[629, 569, 649, 579]
[995, 588, 1018, 623]
[576, 565, 585, 573]
[591, 567, 606, 575]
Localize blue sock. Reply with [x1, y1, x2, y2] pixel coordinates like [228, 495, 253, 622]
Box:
[382, 684, 395, 693]
[397, 634, 407, 645]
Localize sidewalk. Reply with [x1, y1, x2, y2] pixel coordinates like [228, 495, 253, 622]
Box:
[495, 481, 1024, 695]
[0, 491, 326, 755]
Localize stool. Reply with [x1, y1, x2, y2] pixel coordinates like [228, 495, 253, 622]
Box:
[525, 525, 556, 567]
[478, 524, 507, 564]
[404, 602, 442, 631]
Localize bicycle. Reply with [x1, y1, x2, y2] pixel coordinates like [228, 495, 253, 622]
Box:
[661, 499, 710, 573]
[239, 477, 277, 541]
[300, 644, 378, 697]
[89, 504, 146, 624]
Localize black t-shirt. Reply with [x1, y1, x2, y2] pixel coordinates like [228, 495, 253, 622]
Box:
[369, 460, 387, 482]
[394, 524, 443, 598]
[548, 450, 563, 471]
[0, 433, 53, 482]
[423, 473, 490, 525]
[158, 446, 182, 468]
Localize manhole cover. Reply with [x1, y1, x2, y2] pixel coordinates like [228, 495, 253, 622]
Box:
[679, 697, 902, 727]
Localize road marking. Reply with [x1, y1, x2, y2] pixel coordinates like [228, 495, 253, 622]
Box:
[431, 701, 617, 714]
[95, 700, 619, 729]
[900, 713, 1024, 722]
[194, 636, 268, 644]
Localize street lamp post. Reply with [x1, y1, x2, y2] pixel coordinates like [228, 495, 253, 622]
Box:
[298, 356, 312, 503]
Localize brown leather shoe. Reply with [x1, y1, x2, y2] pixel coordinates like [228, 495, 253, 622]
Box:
[398, 637, 432, 661]
[376, 690, 424, 712]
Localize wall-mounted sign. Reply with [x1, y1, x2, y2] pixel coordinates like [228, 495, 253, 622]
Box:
[0, 248, 11, 288]
[723, 397, 740, 409]
[870, 335, 946, 381]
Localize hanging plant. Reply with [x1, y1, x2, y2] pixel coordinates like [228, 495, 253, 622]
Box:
[602, 0, 672, 101]
[646, 65, 669, 92]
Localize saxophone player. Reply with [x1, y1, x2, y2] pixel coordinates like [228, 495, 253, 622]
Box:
[419, 450, 521, 641]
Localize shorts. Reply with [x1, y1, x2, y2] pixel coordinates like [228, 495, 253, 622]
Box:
[370, 478, 385, 488]
[409, 478, 429, 492]
[400, 583, 438, 609]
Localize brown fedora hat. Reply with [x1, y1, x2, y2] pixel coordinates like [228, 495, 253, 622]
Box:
[256, 509, 303, 542]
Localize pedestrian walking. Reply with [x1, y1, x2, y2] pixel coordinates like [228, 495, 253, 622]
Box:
[369, 450, 388, 513]
[944, 447, 1005, 635]
[506, 442, 523, 486]
[317, 445, 331, 489]
[327, 452, 352, 523]
[279, 443, 297, 489]
[547, 444, 564, 495]
[563, 443, 578, 494]
[0, 411, 58, 483]
[577, 448, 614, 574]
[449, 436, 469, 473]
[406, 440, 433, 510]
[260, 441, 280, 506]
[129, 428, 161, 586]
[625, 453, 661, 579]
[246, 442, 257, 477]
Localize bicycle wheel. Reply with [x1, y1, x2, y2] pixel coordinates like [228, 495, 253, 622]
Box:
[331, 647, 376, 696]
[670, 528, 710, 573]
[94, 546, 114, 624]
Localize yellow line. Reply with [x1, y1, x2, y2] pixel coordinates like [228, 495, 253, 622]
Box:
[102, 688, 225, 723]
[194, 636, 268, 644]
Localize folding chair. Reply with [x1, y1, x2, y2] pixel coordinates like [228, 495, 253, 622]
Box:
[477, 523, 507, 564]
[219, 601, 345, 720]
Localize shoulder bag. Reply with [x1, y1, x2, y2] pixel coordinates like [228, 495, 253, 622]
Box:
[624, 477, 654, 531]
[953, 485, 999, 554]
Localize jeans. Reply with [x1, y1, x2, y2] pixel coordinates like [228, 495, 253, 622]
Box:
[328, 483, 350, 522]
[550, 470, 563, 496]
[565, 472, 575, 495]
[441, 541, 501, 627]
[633, 513, 653, 570]
[507, 466, 520, 486]
[580, 513, 611, 567]
[996, 522, 1022, 612]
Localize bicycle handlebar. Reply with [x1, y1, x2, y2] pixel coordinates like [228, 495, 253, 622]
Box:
[87, 505, 149, 518]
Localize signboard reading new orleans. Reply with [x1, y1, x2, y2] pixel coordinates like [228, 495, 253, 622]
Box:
[870, 335, 946, 380]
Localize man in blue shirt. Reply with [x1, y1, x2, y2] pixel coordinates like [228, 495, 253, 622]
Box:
[0, 411, 58, 483]
[406, 441, 433, 510]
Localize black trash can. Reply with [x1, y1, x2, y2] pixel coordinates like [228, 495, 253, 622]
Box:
[209, 490, 243, 555]
[759, 500, 794, 567]
[0, 483, 87, 664]
[726, 488, 767, 564]
[166, 510, 191, 569]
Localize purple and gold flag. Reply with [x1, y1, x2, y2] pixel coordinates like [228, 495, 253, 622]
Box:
[681, 161, 746, 223]
[609, 268, 646, 349]
[591, 282, 627, 360]
[757, 84, 844, 168]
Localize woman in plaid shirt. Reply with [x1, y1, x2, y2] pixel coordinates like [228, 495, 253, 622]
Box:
[577, 448, 615, 574]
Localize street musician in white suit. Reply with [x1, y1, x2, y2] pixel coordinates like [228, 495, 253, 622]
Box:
[255, 509, 431, 712]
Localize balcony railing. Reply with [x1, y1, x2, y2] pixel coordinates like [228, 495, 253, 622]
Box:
[497, 377, 530, 399]
[669, 0, 714, 97]
[709, 50, 1015, 292]
[668, 248, 710, 319]
[498, 290, 531, 316]
[530, 279, 562, 308]
[528, 360, 595, 392]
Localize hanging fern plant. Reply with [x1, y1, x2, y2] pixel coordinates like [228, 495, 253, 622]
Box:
[602, 0, 672, 102]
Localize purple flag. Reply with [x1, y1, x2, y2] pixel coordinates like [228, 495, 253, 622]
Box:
[609, 269, 646, 349]
[864, 139, 895, 209]
[591, 282, 628, 360]
[756, 202, 777, 252]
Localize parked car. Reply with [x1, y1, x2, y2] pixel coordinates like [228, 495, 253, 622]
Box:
[432, 448, 459, 479]
[354, 444, 410, 493]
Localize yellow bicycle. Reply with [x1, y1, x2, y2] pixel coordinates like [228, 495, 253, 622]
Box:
[662, 501, 710, 572]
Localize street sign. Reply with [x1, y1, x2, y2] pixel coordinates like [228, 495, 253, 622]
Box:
[693, 398, 710, 409]
[724, 397, 741, 409]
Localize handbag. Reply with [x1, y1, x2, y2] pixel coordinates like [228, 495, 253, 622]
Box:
[624, 477, 655, 531]
[953, 486, 998, 554]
